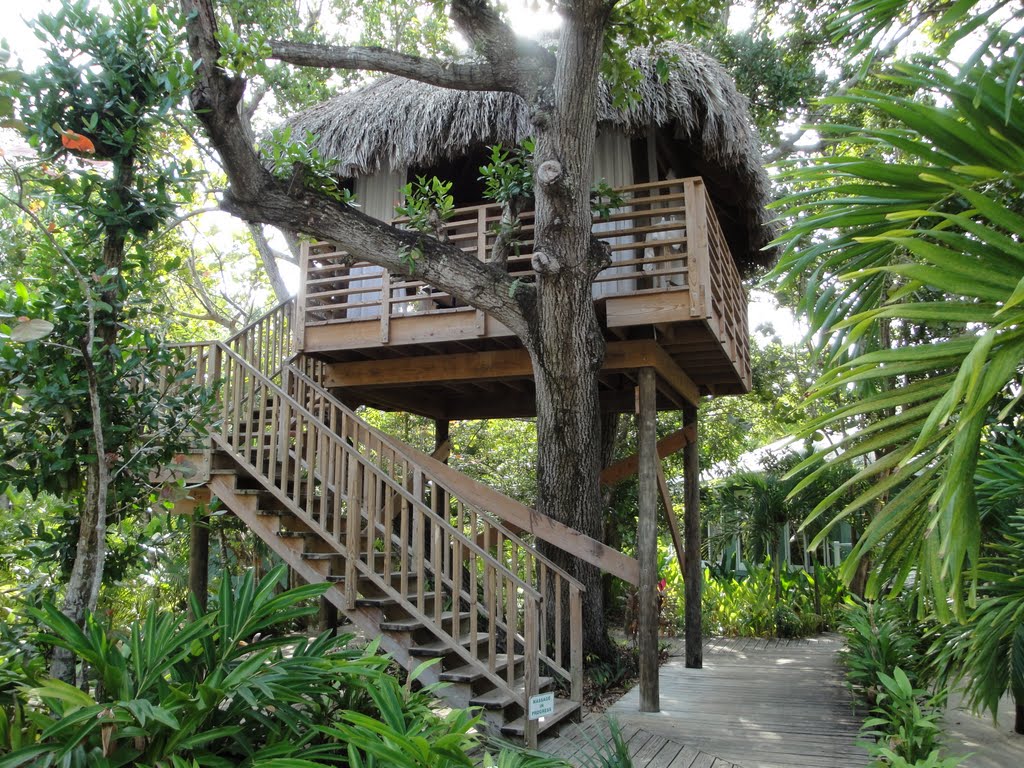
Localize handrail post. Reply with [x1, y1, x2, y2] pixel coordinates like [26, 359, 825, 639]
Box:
[295, 243, 308, 352]
[570, 586, 583, 703]
[523, 595, 539, 749]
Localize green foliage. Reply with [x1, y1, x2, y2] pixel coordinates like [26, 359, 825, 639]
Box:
[589, 181, 625, 220]
[582, 650, 637, 707]
[707, 30, 824, 144]
[603, 0, 723, 108]
[839, 600, 924, 708]
[479, 140, 534, 207]
[928, 510, 1024, 725]
[0, 276, 214, 515]
[397, 175, 455, 233]
[394, 175, 456, 270]
[0, 565, 563, 767]
[687, 562, 846, 639]
[264, 126, 352, 202]
[216, 20, 274, 78]
[838, 601, 968, 765]
[575, 718, 633, 768]
[859, 668, 964, 767]
[770, 56, 1024, 616]
[20, 0, 195, 174]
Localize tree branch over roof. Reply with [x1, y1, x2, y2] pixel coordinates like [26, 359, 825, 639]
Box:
[449, 0, 555, 98]
[268, 42, 515, 93]
[179, 0, 531, 336]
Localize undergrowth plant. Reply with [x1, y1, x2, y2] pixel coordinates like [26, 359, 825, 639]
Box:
[665, 558, 848, 639]
[840, 602, 967, 767]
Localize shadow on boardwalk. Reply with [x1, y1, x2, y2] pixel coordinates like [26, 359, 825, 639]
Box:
[541, 635, 864, 768]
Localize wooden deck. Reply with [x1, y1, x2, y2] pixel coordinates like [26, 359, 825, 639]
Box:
[296, 178, 751, 418]
[541, 635, 865, 768]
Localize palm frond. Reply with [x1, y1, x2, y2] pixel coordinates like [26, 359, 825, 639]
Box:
[769, 60, 1024, 615]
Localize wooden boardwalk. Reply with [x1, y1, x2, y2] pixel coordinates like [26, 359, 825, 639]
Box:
[541, 635, 864, 768]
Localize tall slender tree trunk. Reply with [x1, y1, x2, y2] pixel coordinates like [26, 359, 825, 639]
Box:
[51, 156, 134, 682]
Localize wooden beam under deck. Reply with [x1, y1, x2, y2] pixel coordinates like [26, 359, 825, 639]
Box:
[323, 340, 701, 407]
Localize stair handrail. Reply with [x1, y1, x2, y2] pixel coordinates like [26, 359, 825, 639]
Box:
[211, 340, 541, 600]
[287, 362, 582, 588]
[210, 339, 546, 732]
[287, 359, 638, 586]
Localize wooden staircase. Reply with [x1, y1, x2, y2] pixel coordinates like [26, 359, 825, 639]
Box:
[173, 300, 603, 745]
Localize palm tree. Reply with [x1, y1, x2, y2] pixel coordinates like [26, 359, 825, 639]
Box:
[770, 54, 1024, 616]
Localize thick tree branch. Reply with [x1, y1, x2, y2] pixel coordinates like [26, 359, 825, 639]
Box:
[180, 0, 530, 336]
[448, 0, 555, 98]
[269, 41, 515, 92]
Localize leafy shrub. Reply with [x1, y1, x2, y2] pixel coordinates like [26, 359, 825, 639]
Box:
[665, 558, 848, 639]
[0, 566, 385, 766]
[839, 600, 922, 707]
[839, 603, 967, 767]
[0, 565, 568, 768]
[859, 668, 967, 767]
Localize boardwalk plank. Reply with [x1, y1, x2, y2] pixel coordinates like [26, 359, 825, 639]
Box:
[541, 634, 866, 768]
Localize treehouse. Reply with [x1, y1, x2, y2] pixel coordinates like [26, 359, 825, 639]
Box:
[286, 43, 773, 416]
[172, 44, 773, 748]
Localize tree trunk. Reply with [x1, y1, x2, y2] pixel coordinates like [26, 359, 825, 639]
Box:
[1015, 697, 1023, 735]
[526, 1, 614, 660]
[52, 460, 107, 682]
[189, 507, 210, 614]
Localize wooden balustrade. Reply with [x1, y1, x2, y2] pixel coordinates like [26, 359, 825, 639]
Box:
[188, 336, 587, 737]
[296, 177, 748, 384]
[224, 298, 295, 381]
[289, 356, 585, 703]
[300, 179, 702, 326]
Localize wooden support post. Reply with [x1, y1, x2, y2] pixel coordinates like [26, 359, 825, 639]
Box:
[683, 402, 702, 669]
[434, 419, 450, 464]
[637, 367, 660, 711]
[188, 503, 209, 615]
[319, 596, 339, 633]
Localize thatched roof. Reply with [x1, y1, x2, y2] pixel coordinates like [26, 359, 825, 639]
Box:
[285, 43, 774, 271]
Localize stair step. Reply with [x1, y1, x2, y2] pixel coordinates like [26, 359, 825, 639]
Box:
[276, 530, 317, 539]
[410, 632, 490, 657]
[470, 676, 554, 710]
[301, 552, 343, 561]
[379, 610, 464, 633]
[355, 592, 435, 609]
[500, 698, 580, 737]
[440, 653, 521, 683]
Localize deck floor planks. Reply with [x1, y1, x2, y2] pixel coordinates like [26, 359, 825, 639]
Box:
[541, 634, 865, 768]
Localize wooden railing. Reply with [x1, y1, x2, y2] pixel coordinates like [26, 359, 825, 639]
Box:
[288, 357, 585, 696]
[696, 183, 753, 387]
[164, 302, 595, 746]
[225, 298, 295, 382]
[205, 340, 564, 745]
[298, 177, 742, 347]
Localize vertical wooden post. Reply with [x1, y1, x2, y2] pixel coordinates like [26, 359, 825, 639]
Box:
[188, 505, 209, 615]
[637, 367, 660, 712]
[434, 419, 450, 464]
[683, 403, 702, 669]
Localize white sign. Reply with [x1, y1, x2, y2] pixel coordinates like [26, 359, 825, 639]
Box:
[528, 692, 555, 720]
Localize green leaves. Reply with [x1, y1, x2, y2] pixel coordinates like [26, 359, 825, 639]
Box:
[770, 59, 1024, 615]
